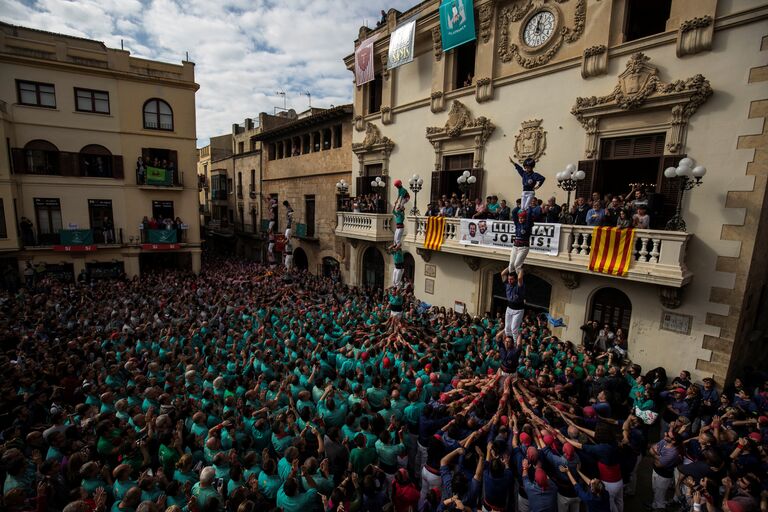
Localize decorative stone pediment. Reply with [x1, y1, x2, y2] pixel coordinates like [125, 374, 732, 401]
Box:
[426, 101, 495, 170]
[571, 53, 713, 157]
[513, 119, 547, 161]
[352, 122, 395, 175]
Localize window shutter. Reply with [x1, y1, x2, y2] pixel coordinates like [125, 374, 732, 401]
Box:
[356, 176, 367, 197]
[11, 148, 25, 174]
[113, 156, 124, 179]
[59, 152, 76, 177]
[657, 155, 684, 229]
[431, 171, 442, 201]
[468, 168, 483, 201]
[576, 160, 596, 200]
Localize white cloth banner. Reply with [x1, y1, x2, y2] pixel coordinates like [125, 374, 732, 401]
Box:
[388, 20, 416, 69]
[458, 218, 561, 256]
[355, 35, 376, 86]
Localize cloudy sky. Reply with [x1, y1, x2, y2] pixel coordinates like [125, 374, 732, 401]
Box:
[1, 0, 415, 146]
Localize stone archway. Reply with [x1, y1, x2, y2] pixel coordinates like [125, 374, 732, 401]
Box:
[293, 247, 309, 271]
[362, 246, 385, 290]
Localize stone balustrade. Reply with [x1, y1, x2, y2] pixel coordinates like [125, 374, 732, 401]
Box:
[335, 212, 393, 243]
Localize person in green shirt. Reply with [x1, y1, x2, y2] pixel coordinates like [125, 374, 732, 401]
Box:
[375, 427, 406, 475]
[276, 472, 320, 512]
[257, 458, 282, 502]
[191, 467, 222, 509]
[349, 433, 378, 475]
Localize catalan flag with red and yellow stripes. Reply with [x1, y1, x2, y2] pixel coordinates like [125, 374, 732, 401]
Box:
[424, 216, 446, 251]
[588, 227, 635, 276]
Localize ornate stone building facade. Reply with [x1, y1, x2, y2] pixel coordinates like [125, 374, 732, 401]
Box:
[338, 0, 768, 382]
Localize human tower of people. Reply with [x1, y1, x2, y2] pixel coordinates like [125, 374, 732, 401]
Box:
[0, 160, 766, 512]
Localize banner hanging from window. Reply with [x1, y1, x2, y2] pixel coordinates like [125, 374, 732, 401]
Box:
[59, 229, 94, 245]
[355, 35, 377, 87]
[387, 19, 416, 70]
[148, 230, 177, 244]
[440, 0, 476, 52]
[146, 166, 171, 186]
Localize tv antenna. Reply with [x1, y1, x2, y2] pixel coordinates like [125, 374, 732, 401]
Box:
[274, 90, 287, 114]
[304, 91, 312, 109]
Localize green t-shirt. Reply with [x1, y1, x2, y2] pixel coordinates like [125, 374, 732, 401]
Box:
[375, 440, 405, 467]
[349, 446, 378, 475]
[276, 486, 318, 512]
[191, 483, 221, 508]
[257, 473, 282, 501]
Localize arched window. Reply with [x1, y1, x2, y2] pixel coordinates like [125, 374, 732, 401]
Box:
[589, 288, 632, 332]
[143, 99, 174, 131]
[322, 257, 340, 279]
[80, 144, 112, 178]
[24, 140, 59, 175]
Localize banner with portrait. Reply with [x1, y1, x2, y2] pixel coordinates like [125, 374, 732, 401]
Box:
[387, 19, 416, 69]
[355, 35, 376, 86]
[458, 219, 561, 256]
[439, 0, 476, 52]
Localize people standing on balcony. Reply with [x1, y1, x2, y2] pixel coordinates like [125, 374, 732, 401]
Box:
[572, 197, 589, 226]
[625, 186, 649, 214]
[101, 217, 114, 244]
[586, 201, 605, 227]
[497, 199, 511, 221]
[282, 201, 294, 240]
[508, 205, 535, 273]
[632, 205, 650, 229]
[543, 197, 561, 223]
[136, 157, 146, 185]
[512, 157, 546, 209]
[19, 216, 35, 246]
[616, 209, 632, 229]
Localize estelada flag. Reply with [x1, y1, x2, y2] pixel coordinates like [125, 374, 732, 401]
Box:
[588, 227, 635, 276]
[424, 216, 446, 251]
[355, 35, 376, 87]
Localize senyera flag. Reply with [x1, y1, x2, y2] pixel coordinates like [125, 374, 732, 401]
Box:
[355, 35, 376, 87]
[424, 216, 446, 251]
[588, 227, 635, 276]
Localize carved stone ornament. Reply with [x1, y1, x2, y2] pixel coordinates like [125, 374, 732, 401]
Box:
[354, 115, 365, 132]
[560, 271, 580, 290]
[677, 15, 714, 57]
[352, 122, 395, 175]
[380, 106, 393, 125]
[432, 26, 443, 61]
[478, 2, 495, 44]
[463, 255, 481, 271]
[430, 91, 445, 113]
[581, 45, 607, 79]
[659, 286, 682, 309]
[475, 77, 493, 103]
[427, 101, 495, 170]
[381, 53, 390, 80]
[497, 0, 586, 69]
[571, 53, 713, 156]
[513, 119, 547, 162]
[416, 247, 432, 262]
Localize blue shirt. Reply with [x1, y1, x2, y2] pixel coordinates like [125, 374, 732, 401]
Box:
[505, 282, 525, 309]
[514, 163, 546, 191]
[523, 475, 558, 512]
[575, 483, 611, 512]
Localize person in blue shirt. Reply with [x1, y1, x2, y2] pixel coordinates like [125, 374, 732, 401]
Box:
[559, 465, 611, 512]
[508, 206, 535, 274]
[586, 200, 606, 226]
[512, 157, 546, 209]
[501, 267, 525, 339]
[521, 458, 557, 512]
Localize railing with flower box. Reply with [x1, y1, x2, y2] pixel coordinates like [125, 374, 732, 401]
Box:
[407, 216, 692, 288]
[335, 212, 393, 243]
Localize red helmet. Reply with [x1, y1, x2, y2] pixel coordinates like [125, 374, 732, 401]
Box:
[394, 179, 402, 187]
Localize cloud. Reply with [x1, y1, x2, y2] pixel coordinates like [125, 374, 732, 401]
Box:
[1, 0, 415, 146]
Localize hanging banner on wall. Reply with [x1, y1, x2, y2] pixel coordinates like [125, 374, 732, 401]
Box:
[355, 35, 377, 86]
[458, 218, 561, 256]
[440, 0, 476, 52]
[387, 19, 416, 69]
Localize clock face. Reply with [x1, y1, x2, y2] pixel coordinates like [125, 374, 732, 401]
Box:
[523, 11, 556, 48]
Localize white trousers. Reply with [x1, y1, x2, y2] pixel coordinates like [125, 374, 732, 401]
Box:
[603, 479, 624, 512]
[284, 254, 293, 270]
[284, 228, 292, 240]
[652, 471, 672, 509]
[394, 226, 404, 246]
[419, 467, 441, 510]
[558, 493, 581, 512]
[392, 267, 404, 287]
[521, 191, 535, 209]
[508, 246, 529, 273]
[505, 307, 524, 338]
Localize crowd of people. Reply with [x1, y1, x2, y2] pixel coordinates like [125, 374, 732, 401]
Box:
[0, 256, 766, 512]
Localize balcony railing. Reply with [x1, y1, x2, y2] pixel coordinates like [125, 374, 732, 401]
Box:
[405, 216, 692, 287]
[136, 167, 182, 187]
[11, 149, 124, 179]
[335, 212, 393, 243]
[211, 190, 228, 201]
[22, 228, 125, 248]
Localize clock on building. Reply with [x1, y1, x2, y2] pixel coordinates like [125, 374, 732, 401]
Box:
[523, 10, 556, 48]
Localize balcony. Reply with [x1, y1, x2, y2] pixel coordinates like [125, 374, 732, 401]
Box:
[136, 167, 183, 189]
[11, 149, 124, 179]
[335, 212, 393, 243]
[406, 216, 692, 288]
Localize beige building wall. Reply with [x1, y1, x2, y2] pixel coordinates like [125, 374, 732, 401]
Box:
[0, 22, 201, 278]
[343, 0, 768, 382]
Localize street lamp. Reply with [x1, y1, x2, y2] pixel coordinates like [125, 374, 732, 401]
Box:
[335, 179, 349, 211]
[408, 174, 424, 215]
[370, 176, 386, 213]
[664, 157, 706, 232]
[556, 164, 586, 224]
[456, 170, 476, 195]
